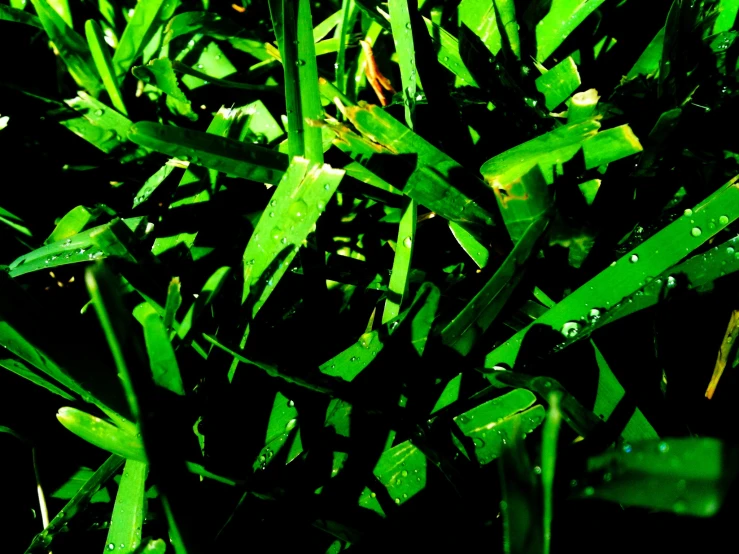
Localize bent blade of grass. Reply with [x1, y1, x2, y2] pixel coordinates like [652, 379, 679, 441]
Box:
[241, 157, 344, 327]
[106, 459, 147, 554]
[382, 199, 416, 324]
[442, 215, 549, 355]
[29, 0, 101, 94]
[389, 0, 417, 127]
[0, 4, 42, 28]
[85, 19, 127, 115]
[484, 175, 739, 370]
[112, 0, 177, 83]
[535, 0, 608, 62]
[24, 455, 124, 554]
[128, 121, 289, 185]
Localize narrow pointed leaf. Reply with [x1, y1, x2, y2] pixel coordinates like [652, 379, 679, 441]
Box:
[86, 19, 127, 115]
[105, 460, 147, 554]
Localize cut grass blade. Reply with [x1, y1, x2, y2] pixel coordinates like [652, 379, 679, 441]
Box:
[241, 157, 344, 332]
[85, 19, 127, 115]
[29, 0, 101, 94]
[441, 214, 549, 355]
[24, 455, 124, 554]
[128, 121, 289, 185]
[163, 277, 182, 332]
[105, 459, 147, 554]
[484, 175, 739, 370]
[534, 56, 581, 111]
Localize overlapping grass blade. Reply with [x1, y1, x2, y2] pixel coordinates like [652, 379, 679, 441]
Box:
[382, 199, 416, 323]
[177, 267, 231, 341]
[105, 459, 147, 554]
[535, 0, 608, 62]
[29, 0, 101, 94]
[85, 19, 127, 115]
[0, 4, 42, 28]
[534, 56, 580, 111]
[0, 355, 76, 400]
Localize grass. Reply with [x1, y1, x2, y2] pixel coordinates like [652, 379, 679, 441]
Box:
[2, 0, 739, 553]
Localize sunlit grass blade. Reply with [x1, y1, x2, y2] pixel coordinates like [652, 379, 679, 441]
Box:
[133, 164, 177, 209]
[128, 121, 289, 184]
[319, 330, 384, 382]
[29, 0, 101, 94]
[389, 0, 417, 127]
[241, 157, 344, 331]
[134, 303, 185, 395]
[453, 388, 545, 465]
[0, 204, 32, 237]
[25, 454, 124, 554]
[85, 19, 127, 115]
[45, 205, 107, 244]
[541, 392, 561, 554]
[627, 27, 664, 79]
[0, 4, 42, 28]
[566, 89, 599, 123]
[441, 215, 549, 355]
[57, 407, 145, 462]
[105, 459, 147, 554]
[334, 0, 358, 92]
[577, 438, 737, 516]
[382, 199, 416, 323]
[484, 175, 739, 370]
[714, 0, 739, 33]
[534, 56, 580, 111]
[535, 0, 608, 62]
[112, 0, 177, 83]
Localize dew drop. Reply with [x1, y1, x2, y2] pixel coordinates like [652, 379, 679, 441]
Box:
[629, 254, 639, 263]
[269, 211, 275, 217]
[666, 275, 677, 288]
[350, 356, 358, 362]
[296, 59, 306, 66]
[583, 486, 595, 497]
[658, 441, 670, 453]
[684, 208, 693, 216]
[287, 399, 295, 407]
[403, 236, 412, 248]
[533, 466, 542, 475]
[727, 247, 735, 255]
[280, 237, 288, 244]
[395, 497, 401, 505]
[691, 227, 702, 237]
[108, 544, 115, 551]
[587, 308, 601, 323]
[270, 200, 277, 207]
[719, 215, 729, 225]
[560, 321, 582, 338]
[401, 470, 409, 477]
[622, 443, 632, 453]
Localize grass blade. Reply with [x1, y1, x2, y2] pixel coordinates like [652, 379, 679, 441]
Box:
[389, 0, 417, 128]
[541, 392, 561, 554]
[382, 199, 416, 323]
[535, 0, 608, 62]
[534, 56, 581, 111]
[85, 19, 127, 115]
[135, 303, 185, 395]
[57, 406, 145, 461]
[128, 121, 289, 184]
[105, 459, 147, 554]
[0, 355, 76, 400]
[0, 4, 42, 28]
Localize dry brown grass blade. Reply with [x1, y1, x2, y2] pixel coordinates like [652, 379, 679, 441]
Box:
[706, 309, 739, 399]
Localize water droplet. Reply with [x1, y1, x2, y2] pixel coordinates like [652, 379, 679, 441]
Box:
[269, 211, 275, 217]
[108, 544, 115, 551]
[666, 275, 677, 288]
[324, 183, 330, 190]
[533, 466, 542, 475]
[629, 254, 639, 263]
[405, 22, 411, 29]
[285, 418, 298, 432]
[296, 59, 306, 66]
[401, 470, 409, 477]
[727, 247, 735, 256]
[587, 308, 601, 323]
[350, 356, 358, 362]
[560, 321, 582, 338]
[719, 215, 729, 225]
[270, 200, 277, 207]
[570, 479, 578, 488]
[622, 443, 632, 453]
[370, 492, 377, 498]
[63, 239, 72, 246]
[403, 236, 412, 248]
[583, 486, 595, 497]
[287, 399, 295, 407]
[603, 472, 612, 482]
[395, 497, 401, 504]
[472, 437, 485, 447]
[197, 64, 204, 69]
[95, 109, 104, 116]
[691, 227, 702, 237]
[684, 208, 693, 217]
[658, 441, 670, 453]
[280, 237, 288, 244]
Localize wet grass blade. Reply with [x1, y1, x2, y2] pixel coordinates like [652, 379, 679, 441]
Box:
[85, 19, 127, 115]
[382, 199, 416, 323]
[105, 460, 147, 554]
[136, 303, 185, 395]
[449, 221, 490, 269]
[627, 27, 664, 79]
[128, 121, 289, 184]
[441, 215, 549, 355]
[389, 0, 417, 127]
[535, 0, 608, 62]
[241, 157, 344, 329]
[484, 176, 739, 370]
[177, 267, 231, 341]
[57, 406, 145, 462]
[113, 0, 176, 82]
[25, 454, 124, 554]
[535, 56, 581, 111]
[715, 0, 739, 33]
[29, 0, 101, 94]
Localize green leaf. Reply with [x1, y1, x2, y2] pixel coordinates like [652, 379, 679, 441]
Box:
[25, 455, 124, 554]
[113, 0, 178, 83]
[133, 164, 177, 209]
[241, 157, 344, 329]
[566, 89, 600, 123]
[319, 330, 384, 382]
[581, 124, 644, 168]
[484, 176, 739, 369]
[128, 121, 289, 184]
[0, 355, 76, 400]
[29, 0, 101, 94]
[535, 0, 608, 62]
[57, 406, 145, 462]
[714, 0, 739, 33]
[163, 277, 182, 331]
[627, 27, 664, 79]
[85, 19, 127, 115]
[133, 58, 195, 119]
[541, 392, 561, 554]
[389, 0, 417, 128]
[51, 467, 111, 503]
[441, 215, 549, 355]
[44, 205, 107, 245]
[0, 4, 42, 28]
[177, 267, 231, 341]
[0, 205, 32, 237]
[449, 221, 490, 269]
[360, 440, 427, 512]
[180, 42, 237, 90]
[578, 438, 737, 516]
[453, 389, 545, 465]
[382, 199, 416, 323]
[105, 459, 147, 554]
[535, 56, 581, 111]
[135, 304, 185, 395]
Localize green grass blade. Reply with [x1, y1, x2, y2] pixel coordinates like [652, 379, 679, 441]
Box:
[0, 205, 32, 237]
[535, 0, 608, 62]
[241, 157, 344, 327]
[389, 0, 417, 128]
[170, 60, 282, 92]
[46, 0, 70, 26]
[128, 121, 289, 184]
[541, 392, 561, 554]
[365, 440, 427, 510]
[25, 455, 124, 554]
[442, 215, 549, 355]
[57, 406, 145, 461]
[44, 205, 106, 245]
[135, 304, 185, 395]
[566, 88, 599, 123]
[29, 0, 101, 94]
[112, 0, 176, 83]
[382, 199, 416, 324]
[534, 56, 581, 111]
[714, 0, 739, 33]
[626, 27, 664, 79]
[177, 267, 231, 341]
[484, 175, 739, 369]
[454, 389, 545, 465]
[133, 58, 196, 119]
[579, 438, 736, 516]
[0, 355, 76, 400]
[85, 19, 127, 115]
[0, 4, 42, 28]
[133, 164, 176, 209]
[105, 459, 147, 554]
[449, 221, 490, 269]
[163, 277, 182, 331]
[319, 330, 384, 382]
[334, 0, 358, 92]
